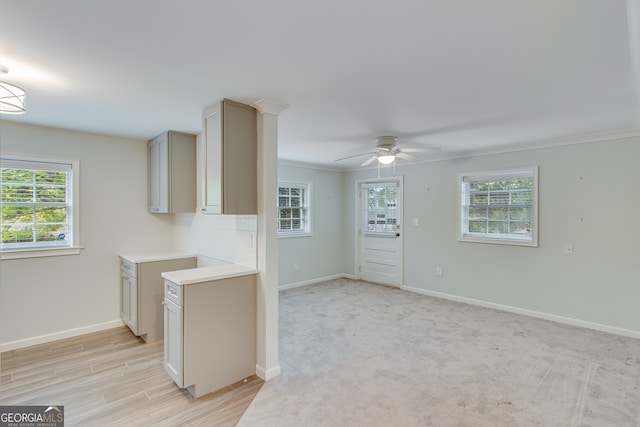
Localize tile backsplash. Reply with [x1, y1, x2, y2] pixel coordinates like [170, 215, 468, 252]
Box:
[173, 213, 257, 268]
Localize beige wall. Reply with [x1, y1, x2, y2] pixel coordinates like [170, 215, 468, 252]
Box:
[0, 121, 175, 348]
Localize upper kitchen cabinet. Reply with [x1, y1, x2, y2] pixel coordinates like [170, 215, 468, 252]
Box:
[148, 131, 197, 213]
[202, 99, 257, 214]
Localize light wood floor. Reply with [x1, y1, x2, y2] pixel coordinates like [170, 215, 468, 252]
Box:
[0, 326, 263, 426]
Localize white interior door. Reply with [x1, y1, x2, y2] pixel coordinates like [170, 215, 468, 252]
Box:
[358, 178, 403, 287]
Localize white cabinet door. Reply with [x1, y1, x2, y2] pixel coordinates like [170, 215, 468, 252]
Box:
[164, 298, 183, 387]
[129, 277, 138, 332]
[201, 99, 257, 214]
[202, 103, 223, 214]
[121, 272, 138, 333]
[148, 134, 169, 213]
[120, 273, 130, 324]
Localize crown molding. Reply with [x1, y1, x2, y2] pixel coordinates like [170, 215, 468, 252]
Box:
[278, 159, 345, 172]
[253, 99, 289, 115]
[281, 128, 640, 172]
[432, 128, 640, 163]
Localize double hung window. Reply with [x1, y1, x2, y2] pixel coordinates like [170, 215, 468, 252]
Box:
[1, 155, 80, 258]
[459, 167, 538, 246]
[277, 182, 311, 237]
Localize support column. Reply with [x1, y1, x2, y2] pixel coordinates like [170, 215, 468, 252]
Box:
[253, 98, 288, 380]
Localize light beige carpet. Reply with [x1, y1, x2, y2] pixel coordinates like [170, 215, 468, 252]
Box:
[238, 279, 640, 426]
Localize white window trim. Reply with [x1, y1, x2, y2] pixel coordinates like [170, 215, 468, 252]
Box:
[277, 180, 312, 238]
[1, 153, 82, 260]
[457, 166, 538, 247]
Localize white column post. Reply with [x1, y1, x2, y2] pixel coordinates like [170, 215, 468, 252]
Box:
[253, 98, 288, 380]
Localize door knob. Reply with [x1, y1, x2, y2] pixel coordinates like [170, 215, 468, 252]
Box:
[395, 233, 400, 237]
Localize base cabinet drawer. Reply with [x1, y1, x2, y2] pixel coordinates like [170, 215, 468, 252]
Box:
[120, 259, 137, 278]
[164, 280, 182, 306]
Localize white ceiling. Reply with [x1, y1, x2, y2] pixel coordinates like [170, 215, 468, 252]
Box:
[1, 0, 639, 169]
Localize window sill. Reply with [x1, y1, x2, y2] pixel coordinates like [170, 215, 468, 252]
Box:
[278, 232, 312, 239]
[1, 246, 83, 260]
[458, 236, 537, 247]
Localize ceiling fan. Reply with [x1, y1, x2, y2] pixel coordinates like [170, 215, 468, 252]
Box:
[335, 136, 441, 166]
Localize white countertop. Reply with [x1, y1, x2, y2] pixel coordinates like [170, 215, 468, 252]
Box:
[161, 264, 259, 285]
[119, 251, 197, 263]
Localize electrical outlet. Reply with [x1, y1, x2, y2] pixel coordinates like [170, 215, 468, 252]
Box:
[294, 263, 300, 271]
[413, 217, 419, 226]
[436, 267, 443, 277]
[564, 243, 573, 255]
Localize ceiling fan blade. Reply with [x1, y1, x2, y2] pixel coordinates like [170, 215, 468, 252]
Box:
[334, 151, 377, 162]
[396, 152, 420, 162]
[399, 147, 441, 153]
[360, 155, 378, 166]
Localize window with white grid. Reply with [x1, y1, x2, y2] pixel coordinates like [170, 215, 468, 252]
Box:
[363, 182, 398, 233]
[1, 155, 81, 258]
[459, 167, 538, 246]
[278, 182, 311, 237]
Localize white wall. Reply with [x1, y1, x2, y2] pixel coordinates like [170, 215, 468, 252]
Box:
[0, 121, 175, 348]
[343, 137, 640, 335]
[278, 164, 345, 288]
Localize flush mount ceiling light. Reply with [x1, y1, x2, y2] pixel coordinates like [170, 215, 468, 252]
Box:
[0, 65, 26, 115]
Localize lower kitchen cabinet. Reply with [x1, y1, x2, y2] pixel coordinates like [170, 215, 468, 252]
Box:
[119, 253, 197, 343]
[162, 271, 256, 399]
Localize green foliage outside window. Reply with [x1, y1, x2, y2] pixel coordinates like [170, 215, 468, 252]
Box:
[1, 166, 70, 246]
[463, 177, 534, 237]
[364, 184, 398, 232]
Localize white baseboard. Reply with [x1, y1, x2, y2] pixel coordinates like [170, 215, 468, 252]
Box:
[255, 363, 281, 381]
[279, 273, 354, 291]
[1, 319, 125, 352]
[402, 285, 640, 340]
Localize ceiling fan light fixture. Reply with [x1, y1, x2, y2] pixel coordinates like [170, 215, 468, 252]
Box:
[0, 65, 26, 115]
[377, 154, 396, 164]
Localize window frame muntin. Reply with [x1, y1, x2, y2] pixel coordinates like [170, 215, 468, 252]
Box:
[362, 181, 400, 235]
[458, 166, 538, 247]
[277, 180, 312, 238]
[1, 153, 81, 259]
